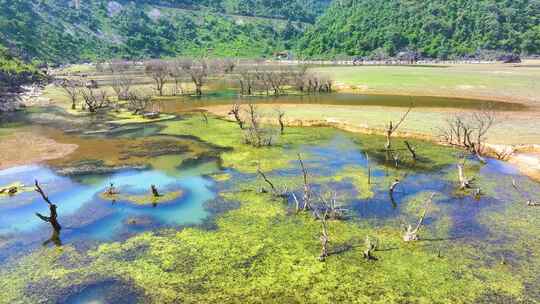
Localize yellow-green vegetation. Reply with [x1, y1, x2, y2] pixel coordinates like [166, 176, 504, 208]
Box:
[100, 190, 184, 206]
[211, 173, 232, 182]
[109, 110, 176, 125]
[159, 115, 337, 173]
[325, 165, 374, 199]
[0, 182, 34, 199]
[0, 190, 530, 303]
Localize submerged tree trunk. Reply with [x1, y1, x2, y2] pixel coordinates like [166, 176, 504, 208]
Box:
[457, 162, 471, 190]
[403, 193, 434, 242]
[404, 141, 417, 160]
[34, 180, 62, 246]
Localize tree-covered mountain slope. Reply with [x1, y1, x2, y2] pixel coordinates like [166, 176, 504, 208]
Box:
[298, 0, 540, 59]
[0, 0, 330, 63]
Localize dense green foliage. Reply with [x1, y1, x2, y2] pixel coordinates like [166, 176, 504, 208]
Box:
[0, 46, 42, 91]
[0, 0, 538, 62]
[298, 0, 540, 59]
[137, 0, 331, 22]
[0, 0, 326, 63]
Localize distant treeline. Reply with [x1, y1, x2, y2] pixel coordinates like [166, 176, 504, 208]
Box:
[0, 0, 538, 63]
[299, 0, 540, 59]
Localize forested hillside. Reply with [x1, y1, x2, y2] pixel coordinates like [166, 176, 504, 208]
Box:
[0, 0, 538, 63]
[0, 0, 329, 63]
[298, 0, 540, 59]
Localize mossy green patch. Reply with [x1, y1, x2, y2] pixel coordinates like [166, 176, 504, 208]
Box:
[0, 182, 34, 199]
[326, 165, 374, 199]
[210, 173, 232, 182]
[0, 189, 532, 303]
[159, 115, 336, 173]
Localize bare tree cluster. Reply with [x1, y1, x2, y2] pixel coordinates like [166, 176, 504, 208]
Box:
[57, 79, 81, 110]
[178, 58, 235, 96]
[80, 87, 109, 112]
[242, 103, 277, 147]
[111, 74, 133, 101]
[295, 72, 333, 93]
[126, 91, 153, 115]
[109, 59, 131, 74]
[145, 60, 169, 96]
[439, 106, 497, 160]
[236, 64, 332, 96]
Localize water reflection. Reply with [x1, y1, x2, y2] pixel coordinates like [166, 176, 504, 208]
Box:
[160, 93, 528, 113]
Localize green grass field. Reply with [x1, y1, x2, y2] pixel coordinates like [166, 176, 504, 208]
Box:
[313, 62, 540, 105]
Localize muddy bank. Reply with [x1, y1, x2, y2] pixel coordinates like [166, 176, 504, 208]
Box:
[0, 131, 78, 170]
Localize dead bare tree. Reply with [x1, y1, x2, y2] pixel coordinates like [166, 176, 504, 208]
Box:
[512, 179, 540, 206]
[228, 102, 244, 129]
[275, 108, 285, 134]
[457, 156, 474, 190]
[266, 67, 290, 96]
[151, 185, 161, 197]
[168, 60, 186, 96]
[145, 60, 169, 96]
[388, 178, 401, 207]
[318, 191, 348, 220]
[365, 152, 372, 185]
[404, 141, 417, 161]
[363, 236, 377, 260]
[298, 153, 312, 211]
[493, 146, 516, 161]
[319, 210, 329, 262]
[109, 59, 131, 74]
[80, 88, 109, 113]
[293, 65, 309, 92]
[216, 58, 236, 74]
[180, 58, 210, 96]
[243, 103, 275, 147]
[126, 91, 153, 115]
[300, 72, 333, 94]
[111, 74, 133, 101]
[439, 105, 497, 162]
[58, 79, 80, 110]
[385, 105, 413, 152]
[35, 180, 62, 246]
[391, 152, 401, 168]
[237, 66, 257, 95]
[403, 193, 435, 242]
[389, 179, 401, 195]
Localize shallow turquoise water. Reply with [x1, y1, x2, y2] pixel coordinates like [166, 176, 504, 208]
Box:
[0, 161, 217, 246]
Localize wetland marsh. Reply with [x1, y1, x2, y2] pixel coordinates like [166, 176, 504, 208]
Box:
[1, 96, 539, 302]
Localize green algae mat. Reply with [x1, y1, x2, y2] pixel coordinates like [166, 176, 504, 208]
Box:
[0, 115, 539, 303]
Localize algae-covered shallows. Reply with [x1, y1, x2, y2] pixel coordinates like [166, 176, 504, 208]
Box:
[0, 113, 539, 303]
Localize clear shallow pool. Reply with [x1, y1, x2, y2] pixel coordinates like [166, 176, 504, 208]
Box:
[0, 159, 218, 257]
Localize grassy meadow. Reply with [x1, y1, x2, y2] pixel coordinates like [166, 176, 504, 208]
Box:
[313, 62, 540, 105]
